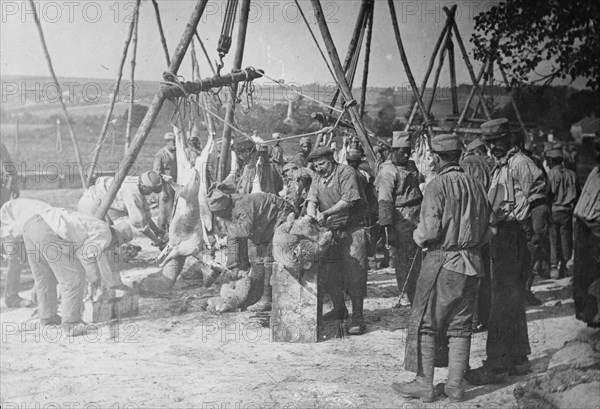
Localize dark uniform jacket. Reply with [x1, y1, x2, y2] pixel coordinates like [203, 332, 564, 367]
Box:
[548, 164, 579, 212]
[375, 160, 423, 227]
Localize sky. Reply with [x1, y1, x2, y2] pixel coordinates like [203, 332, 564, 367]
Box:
[1, 0, 502, 89]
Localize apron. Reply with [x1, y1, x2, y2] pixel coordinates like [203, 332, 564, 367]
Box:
[404, 250, 449, 372]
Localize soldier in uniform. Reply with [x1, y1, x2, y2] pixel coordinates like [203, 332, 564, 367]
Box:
[306, 147, 369, 335]
[375, 131, 423, 306]
[153, 132, 178, 231]
[290, 136, 312, 168]
[466, 118, 546, 385]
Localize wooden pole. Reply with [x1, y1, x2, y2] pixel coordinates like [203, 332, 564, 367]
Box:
[95, 0, 210, 220]
[151, 0, 171, 66]
[310, 0, 376, 171]
[426, 27, 451, 114]
[456, 60, 487, 127]
[359, 2, 374, 120]
[499, 65, 529, 140]
[125, 3, 141, 152]
[29, 0, 86, 187]
[444, 6, 491, 120]
[218, 0, 251, 182]
[469, 61, 491, 120]
[88, 0, 140, 186]
[404, 12, 453, 131]
[447, 31, 459, 116]
[195, 32, 217, 76]
[388, 0, 430, 125]
[327, 0, 371, 114]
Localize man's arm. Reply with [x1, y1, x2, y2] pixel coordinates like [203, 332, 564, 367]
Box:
[376, 165, 396, 227]
[413, 181, 444, 248]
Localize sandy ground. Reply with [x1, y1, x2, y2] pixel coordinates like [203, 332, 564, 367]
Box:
[0, 191, 592, 409]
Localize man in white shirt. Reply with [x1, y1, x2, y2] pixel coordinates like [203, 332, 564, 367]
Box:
[0, 198, 52, 307]
[22, 208, 132, 336]
[78, 171, 165, 248]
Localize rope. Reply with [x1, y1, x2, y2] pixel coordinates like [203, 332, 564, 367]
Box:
[293, 0, 337, 84]
[260, 72, 344, 114]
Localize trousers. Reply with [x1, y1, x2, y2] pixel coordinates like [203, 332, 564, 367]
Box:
[550, 210, 573, 267]
[22, 215, 85, 324]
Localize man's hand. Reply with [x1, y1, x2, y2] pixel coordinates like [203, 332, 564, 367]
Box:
[316, 212, 327, 226]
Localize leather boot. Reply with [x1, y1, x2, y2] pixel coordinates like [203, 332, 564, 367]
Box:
[444, 336, 471, 401]
[348, 296, 366, 335]
[392, 333, 436, 402]
[247, 264, 272, 312]
[322, 290, 347, 321]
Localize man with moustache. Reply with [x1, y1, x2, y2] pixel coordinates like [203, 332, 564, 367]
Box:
[466, 118, 547, 385]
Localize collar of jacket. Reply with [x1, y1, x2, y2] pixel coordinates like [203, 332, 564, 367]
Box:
[438, 163, 463, 176]
[497, 146, 520, 166]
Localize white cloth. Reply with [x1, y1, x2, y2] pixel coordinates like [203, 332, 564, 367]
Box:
[0, 198, 52, 240]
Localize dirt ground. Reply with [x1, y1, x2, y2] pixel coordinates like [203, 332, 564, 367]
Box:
[0, 190, 592, 409]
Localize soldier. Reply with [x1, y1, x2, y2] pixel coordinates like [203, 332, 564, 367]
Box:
[375, 131, 423, 306]
[546, 148, 579, 278]
[269, 133, 285, 168]
[154, 132, 178, 231]
[392, 134, 493, 402]
[306, 147, 369, 335]
[461, 139, 493, 191]
[290, 136, 312, 168]
[224, 137, 283, 195]
[22, 208, 132, 336]
[207, 190, 295, 312]
[77, 171, 165, 248]
[466, 118, 547, 385]
[0, 198, 52, 307]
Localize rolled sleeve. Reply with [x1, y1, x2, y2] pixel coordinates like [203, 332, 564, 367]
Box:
[339, 167, 361, 203]
[376, 165, 396, 203]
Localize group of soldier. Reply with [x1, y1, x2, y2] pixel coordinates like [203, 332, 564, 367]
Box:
[1, 116, 599, 402]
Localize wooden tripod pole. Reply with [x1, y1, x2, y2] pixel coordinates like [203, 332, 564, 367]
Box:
[404, 7, 454, 131]
[152, 0, 171, 66]
[388, 0, 430, 126]
[448, 30, 459, 116]
[95, 0, 210, 220]
[469, 61, 491, 121]
[359, 2, 374, 120]
[456, 61, 487, 127]
[125, 3, 141, 152]
[310, 0, 376, 171]
[444, 7, 491, 120]
[498, 65, 529, 140]
[426, 26, 452, 114]
[88, 0, 140, 186]
[218, 0, 251, 182]
[328, 0, 372, 115]
[29, 0, 86, 188]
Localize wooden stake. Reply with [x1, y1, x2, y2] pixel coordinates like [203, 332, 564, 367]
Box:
[447, 31, 459, 116]
[359, 2, 374, 120]
[29, 0, 86, 188]
[55, 118, 62, 152]
[388, 0, 430, 125]
[152, 0, 170, 66]
[426, 27, 451, 114]
[88, 0, 140, 186]
[125, 4, 141, 152]
[95, 0, 210, 220]
[218, 0, 251, 182]
[444, 7, 491, 120]
[310, 0, 376, 171]
[456, 60, 487, 128]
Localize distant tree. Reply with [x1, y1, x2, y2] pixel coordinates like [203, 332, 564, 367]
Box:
[471, 0, 600, 91]
[121, 104, 149, 129]
[373, 102, 396, 138]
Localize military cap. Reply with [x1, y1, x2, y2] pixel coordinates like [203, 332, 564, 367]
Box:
[466, 138, 486, 152]
[299, 137, 312, 146]
[431, 134, 462, 153]
[391, 131, 411, 148]
[346, 149, 362, 161]
[481, 118, 510, 141]
[164, 132, 176, 141]
[272, 132, 281, 139]
[139, 171, 163, 193]
[111, 220, 133, 245]
[307, 147, 334, 162]
[545, 148, 563, 158]
[232, 137, 255, 152]
[207, 189, 232, 212]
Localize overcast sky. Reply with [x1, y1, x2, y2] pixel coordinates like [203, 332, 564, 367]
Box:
[1, 0, 500, 88]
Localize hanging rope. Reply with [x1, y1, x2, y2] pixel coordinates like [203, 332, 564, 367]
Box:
[216, 0, 239, 75]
